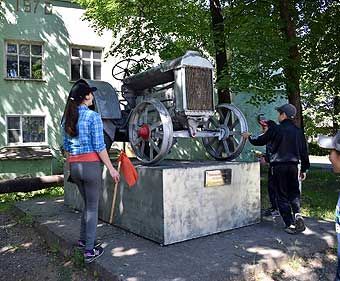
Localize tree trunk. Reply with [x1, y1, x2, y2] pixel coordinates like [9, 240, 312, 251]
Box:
[209, 0, 231, 104]
[278, 0, 303, 129]
[0, 175, 64, 194]
[333, 95, 340, 134]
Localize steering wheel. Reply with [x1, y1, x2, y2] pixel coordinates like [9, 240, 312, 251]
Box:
[111, 59, 140, 81]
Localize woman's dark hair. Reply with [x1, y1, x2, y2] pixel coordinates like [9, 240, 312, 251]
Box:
[64, 94, 84, 137]
[63, 80, 93, 137]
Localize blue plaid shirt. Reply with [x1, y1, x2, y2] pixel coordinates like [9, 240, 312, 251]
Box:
[63, 106, 106, 155]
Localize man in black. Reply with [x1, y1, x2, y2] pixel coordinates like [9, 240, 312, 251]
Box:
[243, 104, 310, 234]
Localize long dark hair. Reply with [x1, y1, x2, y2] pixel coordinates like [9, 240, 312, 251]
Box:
[63, 80, 89, 137]
[64, 99, 81, 137]
[62, 79, 97, 137]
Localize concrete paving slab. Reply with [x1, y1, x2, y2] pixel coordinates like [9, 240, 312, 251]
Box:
[14, 198, 336, 281]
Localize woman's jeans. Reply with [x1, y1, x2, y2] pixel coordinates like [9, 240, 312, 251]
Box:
[70, 161, 102, 251]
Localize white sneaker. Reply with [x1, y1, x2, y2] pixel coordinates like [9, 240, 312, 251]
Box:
[294, 213, 306, 233]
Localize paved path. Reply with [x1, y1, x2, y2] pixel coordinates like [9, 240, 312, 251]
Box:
[14, 198, 336, 281]
[309, 156, 332, 169]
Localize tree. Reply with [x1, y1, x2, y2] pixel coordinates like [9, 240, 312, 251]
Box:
[278, 0, 303, 128]
[300, 0, 340, 136]
[76, 0, 338, 136]
[77, 0, 287, 105]
[210, 0, 230, 103]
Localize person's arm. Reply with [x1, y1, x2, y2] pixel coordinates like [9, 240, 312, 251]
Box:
[90, 113, 120, 182]
[299, 130, 310, 179]
[247, 126, 275, 146]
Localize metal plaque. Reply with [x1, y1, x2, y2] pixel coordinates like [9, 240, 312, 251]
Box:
[205, 169, 232, 187]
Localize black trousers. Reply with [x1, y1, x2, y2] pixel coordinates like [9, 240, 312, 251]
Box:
[268, 166, 277, 210]
[272, 164, 300, 227]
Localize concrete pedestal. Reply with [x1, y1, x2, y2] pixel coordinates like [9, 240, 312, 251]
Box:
[64, 160, 260, 245]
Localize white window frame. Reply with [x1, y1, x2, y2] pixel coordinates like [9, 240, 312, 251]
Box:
[5, 114, 48, 146]
[4, 40, 44, 81]
[69, 46, 103, 81]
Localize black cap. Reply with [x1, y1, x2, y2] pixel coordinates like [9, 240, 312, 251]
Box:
[69, 82, 97, 101]
[275, 103, 297, 119]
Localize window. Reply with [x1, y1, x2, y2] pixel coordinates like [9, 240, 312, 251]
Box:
[70, 47, 102, 81]
[6, 115, 46, 145]
[6, 42, 43, 80]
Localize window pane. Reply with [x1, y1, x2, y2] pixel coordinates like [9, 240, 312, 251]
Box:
[8, 130, 20, 143]
[82, 61, 91, 79]
[7, 117, 20, 129]
[82, 50, 91, 59]
[7, 44, 17, 54]
[93, 50, 102, 60]
[71, 59, 80, 81]
[19, 44, 29, 55]
[31, 45, 42, 56]
[31, 57, 42, 79]
[93, 61, 101, 80]
[19, 56, 30, 78]
[72, 48, 80, 57]
[7, 55, 18, 78]
[22, 117, 45, 143]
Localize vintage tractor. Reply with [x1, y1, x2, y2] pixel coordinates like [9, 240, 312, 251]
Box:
[71, 51, 248, 164]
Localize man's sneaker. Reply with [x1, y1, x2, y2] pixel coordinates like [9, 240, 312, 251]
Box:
[263, 208, 276, 217]
[295, 213, 306, 233]
[77, 239, 102, 249]
[84, 246, 104, 264]
[271, 210, 280, 217]
[263, 208, 280, 217]
[284, 225, 297, 235]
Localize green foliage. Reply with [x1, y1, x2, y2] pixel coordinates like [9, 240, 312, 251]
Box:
[0, 187, 64, 204]
[16, 213, 34, 226]
[72, 248, 85, 268]
[308, 142, 329, 156]
[76, 0, 339, 135]
[300, 1, 340, 137]
[75, 0, 288, 105]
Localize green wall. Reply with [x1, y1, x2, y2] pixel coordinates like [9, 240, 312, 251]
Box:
[0, 0, 81, 174]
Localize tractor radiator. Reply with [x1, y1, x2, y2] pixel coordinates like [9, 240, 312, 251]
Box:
[185, 67, 213, 111]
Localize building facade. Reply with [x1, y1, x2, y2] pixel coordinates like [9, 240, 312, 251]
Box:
[0, 0, 120, 178]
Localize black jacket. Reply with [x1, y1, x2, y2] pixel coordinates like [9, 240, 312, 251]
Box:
[249, 119, 310, 172]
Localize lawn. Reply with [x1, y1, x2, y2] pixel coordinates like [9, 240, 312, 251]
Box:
[261, 166, 340, 221]
[0, 186, 64, 213]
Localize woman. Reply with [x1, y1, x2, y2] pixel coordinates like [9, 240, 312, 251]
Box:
[318, 132, 340, 281]
[62, 81, 120, 264]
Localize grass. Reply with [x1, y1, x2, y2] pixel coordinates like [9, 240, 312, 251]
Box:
[261, 166, 339, 221]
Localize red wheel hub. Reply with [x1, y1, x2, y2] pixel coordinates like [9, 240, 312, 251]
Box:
[138, 124, 150, 140]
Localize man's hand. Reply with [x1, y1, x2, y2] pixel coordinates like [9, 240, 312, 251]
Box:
[300, 172, 307, 181]
[242, 132, 252, 139]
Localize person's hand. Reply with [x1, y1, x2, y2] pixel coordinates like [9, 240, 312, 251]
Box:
[242, 132, 252, 139]
[300, 172, 307, 181]
[109, 168, 120, 183]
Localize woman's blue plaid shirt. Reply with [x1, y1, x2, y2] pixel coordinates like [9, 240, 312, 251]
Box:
[63, 106, 106, 155]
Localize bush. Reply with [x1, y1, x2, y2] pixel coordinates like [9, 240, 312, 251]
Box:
[308, 142, 329, 156]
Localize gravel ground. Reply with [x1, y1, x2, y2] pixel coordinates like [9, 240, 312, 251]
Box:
[0, 207, 338, 281]
[0, 209, 92, 281]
